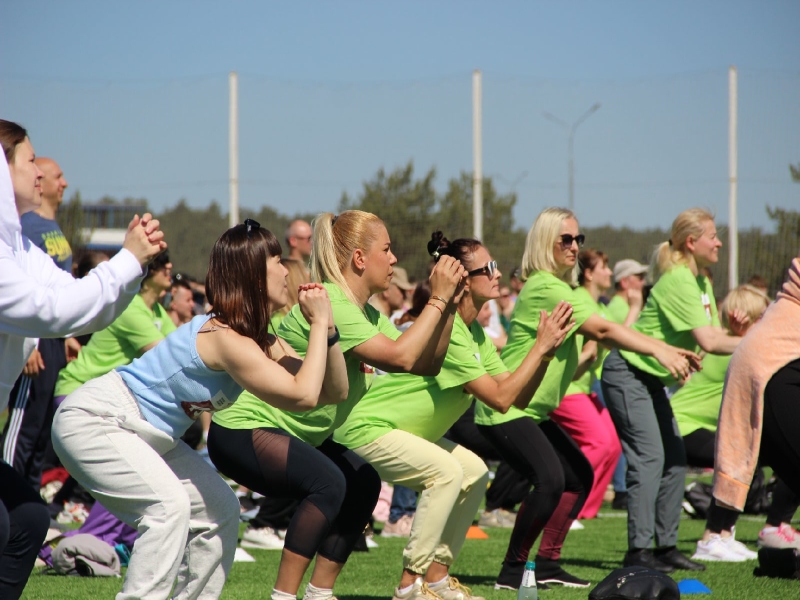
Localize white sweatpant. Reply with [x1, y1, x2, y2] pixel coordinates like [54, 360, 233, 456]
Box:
[52, 372, 240, 600]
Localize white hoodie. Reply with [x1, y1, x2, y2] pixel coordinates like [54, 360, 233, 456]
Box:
[0, 151, 144, 410]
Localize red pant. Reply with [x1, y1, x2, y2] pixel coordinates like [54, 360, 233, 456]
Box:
[550, 393, 622, 519]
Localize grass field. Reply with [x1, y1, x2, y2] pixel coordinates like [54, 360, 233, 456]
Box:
[21, 507, 799, 599]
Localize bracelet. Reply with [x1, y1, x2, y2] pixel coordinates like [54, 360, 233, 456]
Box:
[426, 302, 444, 315]
[327, 326, 340, 347]
[542, 354, 555, 362]
[429, 295, 449, 306]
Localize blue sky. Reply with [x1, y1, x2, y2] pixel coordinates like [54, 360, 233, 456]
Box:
[2, 0, 798, 232]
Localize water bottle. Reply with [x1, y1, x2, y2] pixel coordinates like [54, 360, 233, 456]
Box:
[517, 561, 538, 600]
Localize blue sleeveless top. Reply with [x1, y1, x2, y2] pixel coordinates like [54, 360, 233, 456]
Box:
[118, 315, 243, 439]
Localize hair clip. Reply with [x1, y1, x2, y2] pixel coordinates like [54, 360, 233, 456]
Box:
[668, 238, 673, 246]
[331, 214, 338, 226]
[432, 245, 442, 259]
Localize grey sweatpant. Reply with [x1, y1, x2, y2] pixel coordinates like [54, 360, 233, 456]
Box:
[601, 349, 687, 551]
[52, 372, 240, 600]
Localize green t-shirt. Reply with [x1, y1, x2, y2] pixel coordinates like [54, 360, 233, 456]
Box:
[620, 265, 719, 386]
[565, 287, 609, 396]
[212, 283, 402, 447]
[55, 295, 176, 396]
[334, 313, 508, 449]
[671, 352, 731, 437]
[605, 295, 630, 325]
[475, 270, 597, 426]
[270, 311, 286, 333]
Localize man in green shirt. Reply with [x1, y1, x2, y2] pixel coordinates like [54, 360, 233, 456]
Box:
[55, 252, 176, 399]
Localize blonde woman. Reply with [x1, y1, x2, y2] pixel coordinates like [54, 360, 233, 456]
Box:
[208, 211, 465, 600]
[601, 208, 744, 573]
[475, 207, 699, 589]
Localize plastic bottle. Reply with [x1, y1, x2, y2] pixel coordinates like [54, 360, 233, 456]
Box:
[517, 561, 538, 600]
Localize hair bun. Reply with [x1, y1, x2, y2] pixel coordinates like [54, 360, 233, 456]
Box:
[427, 231, 449, 259]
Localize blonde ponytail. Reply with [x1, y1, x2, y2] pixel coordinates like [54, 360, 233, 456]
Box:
[310, 210, 385, 308]
[651, 208, 715, 280]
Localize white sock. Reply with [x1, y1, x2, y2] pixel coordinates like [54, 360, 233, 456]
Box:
[272, 589, 297, 600]
[303, 583, 333, 600]
[429, 576, 449, 588]
[397, 583, 415, 595]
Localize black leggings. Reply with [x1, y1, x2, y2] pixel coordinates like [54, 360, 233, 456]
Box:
[446, 401, 530, 511]
[760, 359, 800, 498]
[208, 424, 381, 563]
[0, 461, 50, 600]
[478, 417, 594, 563]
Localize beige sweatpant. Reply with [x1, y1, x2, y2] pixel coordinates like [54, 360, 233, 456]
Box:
[52, 372, 240, 600]
[353, 429, 489, 574]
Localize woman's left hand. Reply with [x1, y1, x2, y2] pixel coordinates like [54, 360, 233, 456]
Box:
[727, 309, 750, 337]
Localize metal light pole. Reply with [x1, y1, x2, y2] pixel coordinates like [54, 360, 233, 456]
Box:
[543, 103, 601, 211]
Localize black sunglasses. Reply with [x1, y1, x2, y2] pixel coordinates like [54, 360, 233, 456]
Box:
[559, 234, 585, 248]
[244, 218, 261, 238]
[468, 260, 498, 278]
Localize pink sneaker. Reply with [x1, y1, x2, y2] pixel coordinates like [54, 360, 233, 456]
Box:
[382, 514, 414, 538]
[758, 523, 800, 550]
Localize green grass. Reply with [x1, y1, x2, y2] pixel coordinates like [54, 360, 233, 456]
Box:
[22, 510, 799, 599]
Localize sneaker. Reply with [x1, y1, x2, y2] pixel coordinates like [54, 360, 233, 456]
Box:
[383, 514, 414, 538]
[724, 527, 758, 559]
[56, 501, 89, 524]
[494, 560, 524, 590]
[429, 577, 484, 600]
[569, 520, 584, 530]
[535, 558, 591, 588]
[478, 509, 516, 528]
[692, 535, 747, 562]
[240, 526, 285, 550]
[393, 578, 443, 600]
[758, 523, 800, 550]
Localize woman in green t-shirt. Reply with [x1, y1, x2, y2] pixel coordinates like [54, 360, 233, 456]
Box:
[334, 231, 573, 600]
[601, 208, 745, 573]
[549, 249, 622, 521]
[207, 211, 466, 600]
[474, 207, 699, 590]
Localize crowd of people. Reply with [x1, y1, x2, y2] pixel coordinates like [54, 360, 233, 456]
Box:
[1, 116, 799, 600]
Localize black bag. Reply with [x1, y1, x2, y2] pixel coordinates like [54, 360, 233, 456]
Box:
[683, 481, 713, 519]
[754, 547, 800, 579]
[588, 566, 680, 600]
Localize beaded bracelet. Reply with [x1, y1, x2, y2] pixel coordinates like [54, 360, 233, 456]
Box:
[426, 302, 444, 315]
[542, 354, 555, 362]
[429, 295, 449, 306]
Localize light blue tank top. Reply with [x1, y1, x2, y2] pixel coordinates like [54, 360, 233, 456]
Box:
[118, 315, 243, 439]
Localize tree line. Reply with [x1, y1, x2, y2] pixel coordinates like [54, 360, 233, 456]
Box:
[58, 161, 800, 299]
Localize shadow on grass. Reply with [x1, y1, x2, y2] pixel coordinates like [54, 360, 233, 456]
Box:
[446, 573, 499, 586]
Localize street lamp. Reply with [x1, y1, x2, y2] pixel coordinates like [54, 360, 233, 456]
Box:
[543, 102, 601, 211]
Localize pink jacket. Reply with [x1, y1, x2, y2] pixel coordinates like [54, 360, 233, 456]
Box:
[713, 257, 800, 511]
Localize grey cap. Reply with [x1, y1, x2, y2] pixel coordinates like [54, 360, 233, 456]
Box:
[613, 259, 648, 282]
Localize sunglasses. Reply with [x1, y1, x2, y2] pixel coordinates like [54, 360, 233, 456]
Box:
[244, 218, 261, 238]
[467, 260, 498, 278]
[559, 234, 585, 248]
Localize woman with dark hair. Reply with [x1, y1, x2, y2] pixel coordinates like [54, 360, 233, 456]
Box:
[334, 231, 574, 600]
[52, 221, 347, 600]
[0, 119, 164, 599]
[208, 211, 466, 600]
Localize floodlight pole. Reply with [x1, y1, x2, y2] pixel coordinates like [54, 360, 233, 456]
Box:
[229, 71, 239, 228]
[543, 103, 601, 211]
[473, 70, 483, 241]
[728, 66, 738, 291]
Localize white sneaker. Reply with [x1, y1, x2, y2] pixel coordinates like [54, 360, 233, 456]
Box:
[393, 578, 443, 600]
[692, 535, 747, 562]
[569, 520, 585, 530]
[241, 526, 285, 550]
[724, 527, 758, 559]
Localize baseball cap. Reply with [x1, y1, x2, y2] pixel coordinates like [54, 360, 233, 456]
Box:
[613, 259, 648, 283]
[390, 266, 415, 291]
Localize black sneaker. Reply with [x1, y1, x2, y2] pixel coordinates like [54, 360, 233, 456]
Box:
[494, 561, 524, 590]
[654, 547, 706, 571]
[534, 558, 591, 588]
[623, 548, 675, 574]
[611, 491, 628, 511]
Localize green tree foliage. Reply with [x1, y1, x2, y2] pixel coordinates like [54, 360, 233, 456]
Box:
[157, 200, 228, 280]
[790, 162, 800, 182]
[339, 162, 438, 278]
[56, 191, 88, 257]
